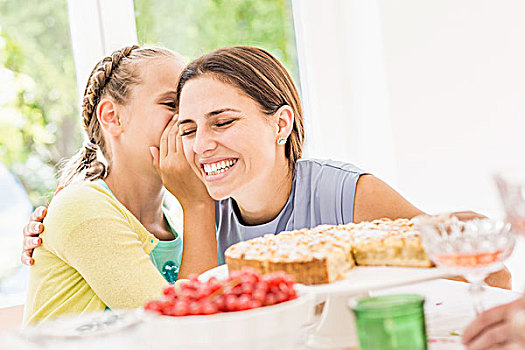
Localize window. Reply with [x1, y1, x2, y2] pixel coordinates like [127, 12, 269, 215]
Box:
[0, 0, 80, 207]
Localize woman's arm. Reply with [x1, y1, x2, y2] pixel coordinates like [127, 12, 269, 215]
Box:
[22, 206, 46, 265]
[22, 187, 64, 265]
[353, 174, 424, 223]
[353, 174, 511, 289]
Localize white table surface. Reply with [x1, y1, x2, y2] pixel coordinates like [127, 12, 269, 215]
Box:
[2, 278, 521, 350]
[372, 279, 522, 350]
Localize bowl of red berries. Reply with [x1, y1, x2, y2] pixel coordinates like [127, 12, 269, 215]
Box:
[142, 267, 315, 349]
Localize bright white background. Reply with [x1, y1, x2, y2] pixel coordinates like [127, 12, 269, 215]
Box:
[294, 0, 525, 217]
[68, 0, 525, 289]
[293, 0, 525, 290]
[379, 0, 525, 217]
[381, 0, 525, 291]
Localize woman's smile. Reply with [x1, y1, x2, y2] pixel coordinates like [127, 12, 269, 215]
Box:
[200, 157, 239, 182]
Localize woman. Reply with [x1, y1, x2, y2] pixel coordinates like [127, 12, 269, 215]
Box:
[23, 46, 510, 289]
[164, 46, 509, 288]
[170, 46, 422, 262]
[23, 45, 217, 324]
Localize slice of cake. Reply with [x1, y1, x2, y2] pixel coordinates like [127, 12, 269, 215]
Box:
[225, 218, 432, 285]
[225, 230, 354, 284]
[348, 219, 432, 268]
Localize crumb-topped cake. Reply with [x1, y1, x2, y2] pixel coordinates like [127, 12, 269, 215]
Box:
[225, 218, 432, 285]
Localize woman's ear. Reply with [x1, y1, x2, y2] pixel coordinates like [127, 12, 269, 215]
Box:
[275, 105, 294, 140]
[97, 98, 123, 137]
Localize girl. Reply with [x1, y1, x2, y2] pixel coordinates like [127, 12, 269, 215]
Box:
[23, 45, 217, 324]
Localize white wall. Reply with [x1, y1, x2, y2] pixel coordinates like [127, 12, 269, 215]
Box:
[294, 0, 525, 289]
[294, 0, 525, 217]
[378, 0, 525, 290]
[378, 0, 525, 217]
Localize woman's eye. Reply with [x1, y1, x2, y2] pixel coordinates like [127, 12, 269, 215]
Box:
[215, 120, 234, 127]
[180, 129, 196, 137]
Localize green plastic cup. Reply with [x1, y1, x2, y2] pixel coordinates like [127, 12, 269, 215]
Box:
[350, 294, 427, 350]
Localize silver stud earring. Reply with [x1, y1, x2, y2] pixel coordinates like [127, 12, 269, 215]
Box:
[277, 138, 287, 145]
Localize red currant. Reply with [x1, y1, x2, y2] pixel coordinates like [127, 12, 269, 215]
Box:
[238, 295, 251, 310]
[225, 294, 239, 311]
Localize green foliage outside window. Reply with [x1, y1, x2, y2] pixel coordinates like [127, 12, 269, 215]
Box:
[0, 0, 80, 207]
[134, 0, 299, 80]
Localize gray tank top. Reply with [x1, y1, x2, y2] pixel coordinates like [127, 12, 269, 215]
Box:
[215, 159, 366, 263]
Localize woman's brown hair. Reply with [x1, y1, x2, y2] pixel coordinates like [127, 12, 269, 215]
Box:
[175, 46, 305, 169]
[58, 45, 176, 187]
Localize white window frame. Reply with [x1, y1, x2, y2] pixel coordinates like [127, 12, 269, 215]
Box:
[67, 0, 137, 105]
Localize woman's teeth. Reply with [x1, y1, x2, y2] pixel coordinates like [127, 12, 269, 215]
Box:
[203, 159, 237, 176]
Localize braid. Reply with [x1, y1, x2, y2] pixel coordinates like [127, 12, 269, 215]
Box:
[82, 45, 138, 131]
[58, 45, 139, 187]
[73, 45, 139, 184]
[74, 145, 98, 177]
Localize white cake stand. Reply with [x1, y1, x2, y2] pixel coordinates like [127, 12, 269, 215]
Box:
[199, 265, 451, 349]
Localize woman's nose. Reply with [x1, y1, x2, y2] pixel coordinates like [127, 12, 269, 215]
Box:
[193, 127, 217, 155]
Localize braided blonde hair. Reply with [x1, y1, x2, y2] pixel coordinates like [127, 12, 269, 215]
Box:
[58, 45, 177, 187]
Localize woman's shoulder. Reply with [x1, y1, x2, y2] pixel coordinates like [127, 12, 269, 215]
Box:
[296, 158, 366, 177]
[291, 159, 368, 225]
[293, 158, 367, 205]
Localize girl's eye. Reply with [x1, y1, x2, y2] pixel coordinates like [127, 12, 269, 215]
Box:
[162, 102, 176, 109]
[215, 120, 235, 127]
[180, 129, 196, 137]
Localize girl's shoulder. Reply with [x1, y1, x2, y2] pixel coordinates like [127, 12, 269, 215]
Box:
[45, 181, 129, 227]
[42, 181, 141, 256]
